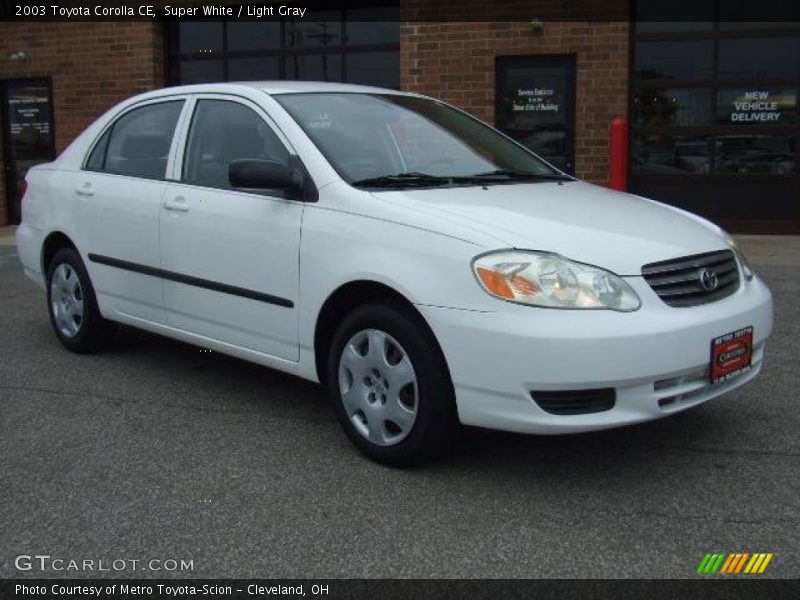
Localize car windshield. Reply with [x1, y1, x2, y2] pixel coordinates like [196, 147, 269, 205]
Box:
[274, 92, 566, 188]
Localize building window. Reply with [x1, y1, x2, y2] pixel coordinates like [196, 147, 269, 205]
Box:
[631, 3, 799, 177]
[166, 5, 399, 88]
[634, 41, 714, 81]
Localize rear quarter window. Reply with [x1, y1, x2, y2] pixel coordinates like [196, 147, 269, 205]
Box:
[85, 129, 110, 171]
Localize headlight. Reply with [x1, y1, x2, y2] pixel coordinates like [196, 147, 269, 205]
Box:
[724, 234, 754, 281]
[472, 251, 641, 311]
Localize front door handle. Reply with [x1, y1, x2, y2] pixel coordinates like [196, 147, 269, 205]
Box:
[75, 182, 94, 197]
[163, 197, 189, 212]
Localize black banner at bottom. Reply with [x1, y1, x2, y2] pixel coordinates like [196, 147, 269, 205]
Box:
[3, 579, 800, 600]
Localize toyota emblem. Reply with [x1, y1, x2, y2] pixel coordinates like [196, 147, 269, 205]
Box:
[699, 268, 719, 291]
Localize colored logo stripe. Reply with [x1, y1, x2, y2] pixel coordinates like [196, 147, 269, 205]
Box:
[721, 553, 748, 573]
[698, 552, 773, 574]
[745, 553, 773, 574]
[719, 553, 736, 573]
[697, 553, 726, 574]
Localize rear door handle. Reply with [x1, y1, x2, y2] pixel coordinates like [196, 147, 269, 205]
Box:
[75, 183, 94, 197]
[163, 197, 189, 212]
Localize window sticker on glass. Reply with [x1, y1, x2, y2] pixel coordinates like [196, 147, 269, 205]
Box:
[717, 88, 796, 125]
[307, 113, 332, 129]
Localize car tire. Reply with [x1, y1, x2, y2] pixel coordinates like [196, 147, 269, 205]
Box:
[46, 247, 115, 353]
[327, 301, 460, 467]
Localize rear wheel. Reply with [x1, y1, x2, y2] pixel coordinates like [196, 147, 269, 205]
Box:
[327, 302, 460, 466]
[46, 248, 115, 353]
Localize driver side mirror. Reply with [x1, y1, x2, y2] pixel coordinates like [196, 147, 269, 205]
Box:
[229, 159, 301, 198]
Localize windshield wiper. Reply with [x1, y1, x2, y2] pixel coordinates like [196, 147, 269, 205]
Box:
[351, 172, 453, 188]
[351, 169, 573, 189]
[464, 169, 573, 182]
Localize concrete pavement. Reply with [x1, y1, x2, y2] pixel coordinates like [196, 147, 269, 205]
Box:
[735, 235, 800, 267]
[0, 225, 16, 246]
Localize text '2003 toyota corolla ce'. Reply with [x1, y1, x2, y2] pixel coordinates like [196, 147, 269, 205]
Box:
[16, 82, 773, 466]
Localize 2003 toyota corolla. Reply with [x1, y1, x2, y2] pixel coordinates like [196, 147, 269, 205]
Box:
[16, 82, 773, 465]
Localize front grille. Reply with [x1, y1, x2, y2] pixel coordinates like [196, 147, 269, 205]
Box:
[531, 388, 616, 415]
[641, 250, 740, 308]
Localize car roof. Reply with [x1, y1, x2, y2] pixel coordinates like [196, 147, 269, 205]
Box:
[243, 80, 412, 95]
[152, 80, 418, 97]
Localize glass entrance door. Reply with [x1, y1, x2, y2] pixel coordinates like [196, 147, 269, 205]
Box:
[1, 79, 55, 224]
[495, 55, 577, 174]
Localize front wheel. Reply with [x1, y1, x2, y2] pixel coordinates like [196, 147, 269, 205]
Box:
[46, 248, 115, 353]
[327, 302, 460, 466]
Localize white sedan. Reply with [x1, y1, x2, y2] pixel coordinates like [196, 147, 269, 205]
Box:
[16, 82, 773, 466]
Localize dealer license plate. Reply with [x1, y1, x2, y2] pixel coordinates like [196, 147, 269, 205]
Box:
[710, 326, 753, 385]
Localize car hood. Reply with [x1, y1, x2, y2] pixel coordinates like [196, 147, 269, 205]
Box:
[371, 180, 727, 275]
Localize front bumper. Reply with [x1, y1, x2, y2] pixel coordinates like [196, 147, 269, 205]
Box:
[418, 273, 773, 434]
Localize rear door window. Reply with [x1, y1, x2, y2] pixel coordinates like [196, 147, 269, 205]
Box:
[87, 100, 184, 179]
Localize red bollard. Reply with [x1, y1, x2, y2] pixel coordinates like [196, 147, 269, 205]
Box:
[608, 117, 628, 191]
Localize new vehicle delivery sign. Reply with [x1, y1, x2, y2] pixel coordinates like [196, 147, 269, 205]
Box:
[726, 89, 796, 123]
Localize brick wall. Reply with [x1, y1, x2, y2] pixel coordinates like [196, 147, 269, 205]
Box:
[400, 1, 630, 184]
[0, 22, 164, 225]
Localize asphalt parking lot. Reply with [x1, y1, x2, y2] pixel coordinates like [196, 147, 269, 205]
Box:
[1, 241, 798, 579]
